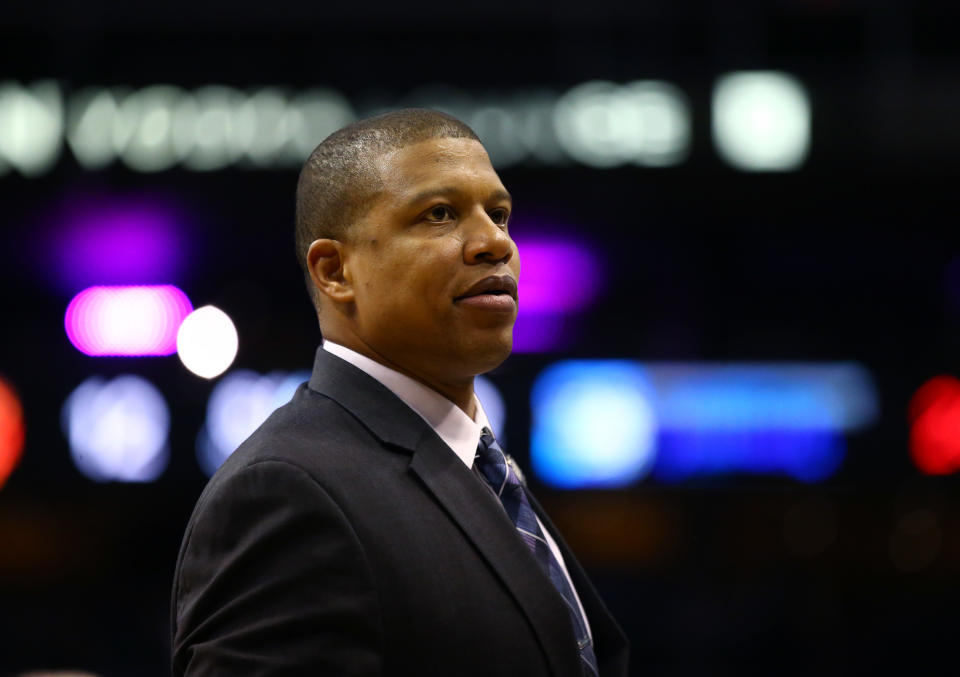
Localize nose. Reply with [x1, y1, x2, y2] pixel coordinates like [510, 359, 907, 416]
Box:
[463, 212, 515, 266]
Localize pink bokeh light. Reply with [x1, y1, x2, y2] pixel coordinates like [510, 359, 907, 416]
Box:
[65, 285, 193, 356]
[512, 237, 605, 353]
[515, 239, 603, 315]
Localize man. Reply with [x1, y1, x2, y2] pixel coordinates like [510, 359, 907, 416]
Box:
[171, 109, 628, 676]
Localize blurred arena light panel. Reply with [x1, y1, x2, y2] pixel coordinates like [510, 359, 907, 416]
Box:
[908, 375, 960, 475]
[50, 195, 189, 291]
[4, 80, 713, 175]
[400, 85, 566, 168]
[553, 80, 691, 168]
[650, 362, 875, 483]
[66, 84, 354, 172]
[64, 285, 193, 356]
[196, 369, 312, 475]
[712, 71, 811, 171]
[176, 305, 239, 379]
[62, 375, 170, 482]
[0, 377, 26, 490]
[531, 361, 659, 488]
[0, 80, 63, 177]
[531, 361, 878, 488]
[511, 236, 605, 353]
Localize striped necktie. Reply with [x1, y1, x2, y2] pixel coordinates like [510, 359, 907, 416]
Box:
[474, 427, 599, 676]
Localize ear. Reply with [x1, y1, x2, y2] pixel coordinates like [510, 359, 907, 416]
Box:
[307, 238, 355, 304]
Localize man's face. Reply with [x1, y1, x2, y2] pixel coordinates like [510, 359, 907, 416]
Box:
[343, 137, 520, 386]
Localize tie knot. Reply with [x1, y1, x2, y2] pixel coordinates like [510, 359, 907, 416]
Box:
[475, 428, 515, 494]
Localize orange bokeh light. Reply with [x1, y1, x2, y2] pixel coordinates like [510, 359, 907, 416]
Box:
[0, 376, 25, 489]
[909, 375, 960, 475]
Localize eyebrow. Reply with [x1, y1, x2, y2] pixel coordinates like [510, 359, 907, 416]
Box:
[406, 186, 513, 207]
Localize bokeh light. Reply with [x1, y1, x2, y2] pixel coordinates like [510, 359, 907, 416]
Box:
[10, 79, 714, 175]
[531, 360, 878, 487]
[0, 376, 26, 490]
[908, 375, 960, 475]
[712, 71, 810, 171]
[650, 362, 878, 432]
[196, 369, 309, 475]
[176, 305, 239, 379]
[514, 238, 603, 315]
[50, 195, 190, 291]
[531, 361, 659, 488]
[65, 84, 355, 172]
[64, 285, 193, 356]
[554, 80, 691, 167]
[0, 80, 63, 177]
[655, 429, 846, 483]
[512, 235, 604, 353]
[648, 361, 875, 482]
[62, 374, 170, 482]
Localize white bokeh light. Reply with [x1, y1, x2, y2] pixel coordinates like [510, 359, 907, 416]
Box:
[66, 88, 123, 170]
[114, 85, 187, 172]
[554, 80, 691, 168]
[0, 80, 64, 177]
[172, 85, 245, 171]
[196, 369, 309, 475]
[62, 374, 170, 482]
[176, 305, 239, 379]
[712, 71, 811, 171]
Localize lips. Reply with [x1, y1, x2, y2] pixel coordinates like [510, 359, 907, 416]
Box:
[454, 275, 518, 302]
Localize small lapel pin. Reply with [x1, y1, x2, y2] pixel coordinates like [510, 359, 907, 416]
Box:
[505, 453, 527, 486]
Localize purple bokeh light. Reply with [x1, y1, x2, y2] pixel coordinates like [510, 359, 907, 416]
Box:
[515, 239, 603, 314]
[512, 236, 604, 353]
[50, 196, 189, 291]
[65, 285, 193, 356]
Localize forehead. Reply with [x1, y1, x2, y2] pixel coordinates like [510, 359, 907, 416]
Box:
[374, 137, 507, 199]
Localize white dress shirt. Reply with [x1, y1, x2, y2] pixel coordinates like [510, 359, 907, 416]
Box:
[323, 341, 591, 638]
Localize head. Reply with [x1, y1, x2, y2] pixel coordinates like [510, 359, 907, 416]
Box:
[295, 109, 520, 391]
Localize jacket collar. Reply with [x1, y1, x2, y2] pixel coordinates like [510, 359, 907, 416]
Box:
[308, 346, 427, 452]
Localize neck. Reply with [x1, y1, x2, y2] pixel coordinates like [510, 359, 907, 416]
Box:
[325, 333, 477, 417]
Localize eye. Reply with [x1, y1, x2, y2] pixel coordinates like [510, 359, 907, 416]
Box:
[425, 205, 455, 222]
[489, 208, 510, 227]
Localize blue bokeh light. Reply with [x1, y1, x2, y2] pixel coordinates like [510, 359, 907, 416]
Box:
[197, 369, 310, 476]
[62, 374, 170, 482]
[530, 360, 878, 487]
[655, 430, 846, 483]
[531, 361, 658, 488]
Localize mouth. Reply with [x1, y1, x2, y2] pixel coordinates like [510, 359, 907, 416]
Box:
[454, 275, 518, 303]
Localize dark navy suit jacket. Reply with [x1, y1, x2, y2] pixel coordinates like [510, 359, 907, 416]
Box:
[172, 348, 629, 676]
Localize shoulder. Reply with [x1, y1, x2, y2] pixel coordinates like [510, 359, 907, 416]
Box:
[216, 383, 384, 483]
[185, 380, 414, 534]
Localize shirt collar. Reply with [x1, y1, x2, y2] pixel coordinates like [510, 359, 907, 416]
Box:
[322, 341, 488, 468]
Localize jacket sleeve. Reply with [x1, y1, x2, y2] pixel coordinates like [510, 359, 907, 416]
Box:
[172, 459, 382, 676]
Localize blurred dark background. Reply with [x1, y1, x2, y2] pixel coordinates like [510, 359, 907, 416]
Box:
[3, 1, 960, 675]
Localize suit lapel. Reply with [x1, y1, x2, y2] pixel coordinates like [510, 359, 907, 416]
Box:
[309, 348, 583, 677]
[408, 435, 583, 677]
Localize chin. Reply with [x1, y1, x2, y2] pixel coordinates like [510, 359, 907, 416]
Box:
[467, 331, 514, 374]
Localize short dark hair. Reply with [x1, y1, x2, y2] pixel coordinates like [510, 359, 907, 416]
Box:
[294, 108, 481, 308]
